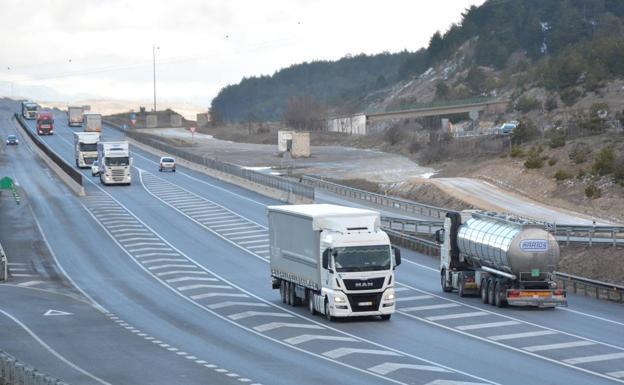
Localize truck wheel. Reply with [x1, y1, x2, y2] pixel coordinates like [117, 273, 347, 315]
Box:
[288, 282, 298, 307]
[494, 281, 508, 308]
[307, 291, 316, 315]
[380, 314, 391, 321]
[99, 175, 105, 185]
[458, 274, 466, 297]
[441, 269, 452, 292]
[481, 279, 489, 304]
[487, 278, 496, 306]
[279, 281, 286, 304]
[324, 300, 334, 322]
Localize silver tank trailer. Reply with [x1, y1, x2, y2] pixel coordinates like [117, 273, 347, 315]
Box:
[456, 216, 559, 277]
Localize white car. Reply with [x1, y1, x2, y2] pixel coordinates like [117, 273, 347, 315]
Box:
[159, 157, 176, 172]
[91, 160, 100, 176]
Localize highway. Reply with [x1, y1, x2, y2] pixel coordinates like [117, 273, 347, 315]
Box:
[1, 99, 623, 385]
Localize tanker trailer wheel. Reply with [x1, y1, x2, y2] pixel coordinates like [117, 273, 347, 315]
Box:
[441, 269, 452, 292]
[481, 278, 489, 304]
[487, 277, 496, 306]
[280, 280, 287, 304]
[494, 281, 508, 308]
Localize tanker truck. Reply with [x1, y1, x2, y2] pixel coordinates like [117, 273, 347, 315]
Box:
[436, 211, 566, 308]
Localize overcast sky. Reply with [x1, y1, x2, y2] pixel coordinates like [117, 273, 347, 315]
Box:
[0, 0, 485, 106]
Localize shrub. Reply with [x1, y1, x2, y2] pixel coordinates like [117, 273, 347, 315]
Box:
[560, 88, 582, 106]
[512, 119, 540, 144]
[515, 95, 542, 113]
[524, 146, 545, 169]
[385, 126, 404, 145]
[545, 96, 558, 111]
[585, 183, 601, 199]
[510, 145, 524, 158]
[408, 141, 422, 154]
[592, 146, 616, 175]
[614, 156, 624, 182]
[546, 129, 566, 148]
[256, 126, 270, 134]
[554, 170, 571, 180]
[548, 157, 558, 166]
[569, 142, 591, 164]
[577, 169, 587, 179]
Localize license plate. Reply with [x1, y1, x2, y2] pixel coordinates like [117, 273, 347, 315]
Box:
[358, 301, 373, 306]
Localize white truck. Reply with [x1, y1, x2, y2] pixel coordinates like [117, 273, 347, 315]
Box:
[437, 211, 567, 307]
[68, 106, 84, 127]
[73, 132, 100, 168]
[83, 113, 102, 132]
[97, 141, 131, 185]
[21, 101, 38, 119]
[268, 204, 401, 321]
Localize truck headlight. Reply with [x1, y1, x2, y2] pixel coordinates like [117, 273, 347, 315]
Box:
[384, 291, 395, 301]
[334, 296, 345, 303]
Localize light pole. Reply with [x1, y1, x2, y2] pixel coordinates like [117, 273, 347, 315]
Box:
[153, 45, 159, 111]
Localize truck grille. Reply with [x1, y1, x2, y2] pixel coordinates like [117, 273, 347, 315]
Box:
[111, 169, 125, 182]
[84, 157, 96, 165]
[343, 277, 385, 291]
[347, 292, 382, 312]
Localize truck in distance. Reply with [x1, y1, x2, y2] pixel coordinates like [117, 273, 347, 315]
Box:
[268, 204, 401, 321]
[36, 110, 54, 135]
[97, 141, 131, 185]
[68, 106, 84, 127]
[83, 113, 102, 132]
[21, 101, 38, 119]
[437, 211, 566, 307]
[74, 132, 100, 168]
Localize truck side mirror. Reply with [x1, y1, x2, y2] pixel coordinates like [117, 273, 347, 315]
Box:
[435, 229, 445, 244]
[392, 246, 401, 267]
[322, 249, 329, 269]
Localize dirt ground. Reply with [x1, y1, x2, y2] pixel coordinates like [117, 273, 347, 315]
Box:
[558, 245, 624, 285]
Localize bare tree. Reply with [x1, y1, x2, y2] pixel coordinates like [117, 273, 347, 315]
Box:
[283, 95, 326, 131]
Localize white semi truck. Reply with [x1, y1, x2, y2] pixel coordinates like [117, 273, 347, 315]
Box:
[268, 204, 401, 321]
[21, 101, 38, 119]
[73, 132, 100, 168]
[97, 141, 131, 185]
[437, 211, 567, 307]
[68, 106, 84, 127]
[83, 113, 102, 132]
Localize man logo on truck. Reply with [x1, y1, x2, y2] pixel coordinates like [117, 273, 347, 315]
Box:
[354, 281, 374, 288]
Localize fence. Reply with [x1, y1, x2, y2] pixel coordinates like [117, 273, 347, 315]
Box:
[302, 176, 446, 219]
[1, 350, 69, 385]
[14, 114, 83, 187]
[103, 121, 315, 201]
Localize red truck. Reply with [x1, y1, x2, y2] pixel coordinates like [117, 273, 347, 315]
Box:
[36, 111, 54, 135]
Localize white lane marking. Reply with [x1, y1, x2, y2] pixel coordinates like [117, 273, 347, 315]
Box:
[456, 321, 521, 331]
[108, 225, 144, 229]
[209, 219, 248, 226]
[368, 362, 450, 375]
[394, 287, 410, 292]
[116, 237, 159, 242]
[190, 292, 249, 299]
[608, 371, 624, 378]
[253, 322, 324, 332]
[559, 307, 624, 327]
[284, 334, 358, 345]
[156, 270, 209, 277]
[230, 234, 267, 241]
[43, 309, 72, 316]
[9, 268, 28, 271]
[129, 247, 171, 252]
[488, 330, 557, 341]
[165, 277, 218, 283]
[424, 381, 489, 385]
[246, 245, 269, 250]
[8, 262, 27, 265]
[148, 264, 196, 271]
[0, 308, 113, 385]
[177, 284, 232, 291]
[124, 242, 167, 247]
[135, 252, 180, 258]
[396, 295, 433, 302]
[323, 348, 401, 359]
[402, 258, 439, 272]
[209, 301, 270, 310]
[222, 229, 265, 236]
[427, 312, 489, 321]
[17, 280, 44, 287]
[228, 311, 294, 321]
[11, 274, 37, 277]
[402, 304, 461, 311]
[142, 258, 188, 264]
[209, 222, 250, 229]
[563, 352, 624, 365]
[523, 340, 596, 352]
[238, 239, 268, 245]
[190, 291, 239, 299]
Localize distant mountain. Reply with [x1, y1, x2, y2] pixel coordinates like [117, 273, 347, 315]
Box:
[210, 0, 624, 123]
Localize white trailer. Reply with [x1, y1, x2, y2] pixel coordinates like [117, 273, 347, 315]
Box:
[84, 113, 102, 132]
[68, 106, 84, 127]
[437, 211, 567, 307]
[21, 101, 38, 119]
[97, 141, 131, 185]
[268, 204, 401, 321]
[73, 132, 100, 168]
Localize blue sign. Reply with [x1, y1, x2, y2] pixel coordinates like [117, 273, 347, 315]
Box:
[130, 112, 136, 126]
[519, 239, 549, 252]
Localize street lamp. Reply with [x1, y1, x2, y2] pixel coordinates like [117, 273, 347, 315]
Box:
[153, 45, 159, 112]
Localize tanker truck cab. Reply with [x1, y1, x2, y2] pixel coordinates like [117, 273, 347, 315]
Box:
[438, 211, 566, 308]
[268, 204, 400, 321]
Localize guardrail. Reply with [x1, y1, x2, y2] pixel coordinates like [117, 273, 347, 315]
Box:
[1, 350, 69, 385]
[302, 176, 446, 219]
[554, 272, 624, 303]
[0, 242, 6, 281]
[103, 121, 314, 201]
[381, 216, 443, 235]
[14, 114, 83, 187]
[384, 228, 440, 256]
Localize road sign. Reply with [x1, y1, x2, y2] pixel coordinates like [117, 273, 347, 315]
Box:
[130, 112, 137, 126]
[469, 110, 479, 120]
[189, 126, 196, 134]
[0, 177, 13, 190]
[44, 309, 72, 316]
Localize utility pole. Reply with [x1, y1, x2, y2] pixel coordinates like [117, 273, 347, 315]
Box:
[153, 45, 159, 111]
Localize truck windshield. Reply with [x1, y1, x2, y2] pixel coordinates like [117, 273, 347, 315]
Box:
[80, 143, 97, 151]
[105, 157, 129, 166]
[38, 119, 53, 125]
[333, 245, 391, 272]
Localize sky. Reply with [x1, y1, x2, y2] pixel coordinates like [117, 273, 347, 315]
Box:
[0, 0, 486, 107]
